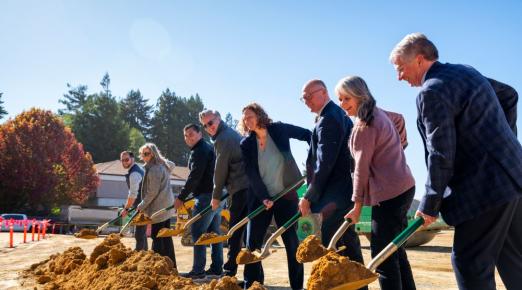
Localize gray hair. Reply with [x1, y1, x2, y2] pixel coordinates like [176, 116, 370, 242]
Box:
[198, 109, 221, 122]
[389, 32, 439, 63]
[335, 76, 376, 125]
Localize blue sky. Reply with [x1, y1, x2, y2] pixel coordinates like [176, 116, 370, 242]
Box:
[1, 1, 521, 199]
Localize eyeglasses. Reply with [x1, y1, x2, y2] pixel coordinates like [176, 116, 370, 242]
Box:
[121, 158, 130, 162]
[203, 118, 217, 129]
[140, 151, 151, 157]
[300, 88, 323, 103]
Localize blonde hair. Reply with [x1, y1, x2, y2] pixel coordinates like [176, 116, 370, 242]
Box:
[139, 143, 168, 168]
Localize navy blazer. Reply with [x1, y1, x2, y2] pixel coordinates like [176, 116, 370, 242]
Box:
[305, 101, 354, 213]
[487, 78, 518, 136]
[240, 122, 311, 203]
[417, 62, 522, 225]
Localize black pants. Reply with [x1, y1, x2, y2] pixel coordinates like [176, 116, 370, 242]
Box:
[223, 188, 249, 275]
[371, 187, 416, 290]
[244, 197, 304, 290]
[151, 219, 176, 268]
[320, 201, 366, 290]
[453, 197, 522, 290]
[134, 225, 148, 251]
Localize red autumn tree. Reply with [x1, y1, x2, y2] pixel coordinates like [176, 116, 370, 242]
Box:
[0, 108, 99, 213]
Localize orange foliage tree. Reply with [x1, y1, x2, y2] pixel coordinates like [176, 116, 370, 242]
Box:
[0, 108, 99, 213]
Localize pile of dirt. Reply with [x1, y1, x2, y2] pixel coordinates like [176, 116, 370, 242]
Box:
[236, 249, 260, 264]
[248, 281, 268, 290]
[74, 229, 98, 239]
[200, 276, 241, 290]
[27, 234, 269, 290]
[28, 234, 196, 290]
[306, 251, 377, 290]
[196, 232, 219, 244]
[296, 235, 327, 263]
[131, 212, 152, 225]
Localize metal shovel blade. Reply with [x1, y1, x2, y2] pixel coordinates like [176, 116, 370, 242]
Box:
[236, 249, 265, 265]
[156, 227, 184, 237]
[195, 234, 230, 245]
[75, 229, 99, 239]
[330, 276, 379, 290]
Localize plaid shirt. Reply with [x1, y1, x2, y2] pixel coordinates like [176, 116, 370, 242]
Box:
[417, 62, 522, 226]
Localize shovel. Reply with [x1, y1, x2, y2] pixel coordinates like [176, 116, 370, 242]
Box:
[76, 207, 136, 239]
[119, 210, 140, 235]
[237, 211, 302, 265]
[149, 197, 194, 221]
[195, 177, 306, 246]
[156, 193, 230, 238]
[330, 217, 425, 290]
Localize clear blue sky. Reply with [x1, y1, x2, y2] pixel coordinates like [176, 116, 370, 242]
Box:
[1, 1, 521, 199]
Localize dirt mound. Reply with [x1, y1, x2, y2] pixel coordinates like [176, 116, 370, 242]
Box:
[236, 249, 259, 264]
[296, 235, 327, 263]
[195, 232, 219, 244]
[306, 251, 377, 290]
[248, 281, 267, 290]
[131, 212, 152, 225]
[28, 234, 196, 290]
[74, 228, 98, 239]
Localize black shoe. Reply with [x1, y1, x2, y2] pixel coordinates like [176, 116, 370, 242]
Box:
[204, 268, 223, 278]
[223, 270, 236, 277]
[180, 271, 206, 279]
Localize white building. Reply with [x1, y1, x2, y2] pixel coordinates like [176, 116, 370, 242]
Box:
[93, 160, 189, 207]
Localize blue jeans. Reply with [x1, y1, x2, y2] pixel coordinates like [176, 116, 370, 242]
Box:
[190, 193, 224, 274]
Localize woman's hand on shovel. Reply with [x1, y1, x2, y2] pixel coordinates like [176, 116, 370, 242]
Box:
[263, 199, 274, 210]
[344, 202, 362, 224]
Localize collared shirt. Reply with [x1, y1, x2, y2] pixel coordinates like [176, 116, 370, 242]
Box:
[128, 171, 142, 199]
[317, 100, 332, 117]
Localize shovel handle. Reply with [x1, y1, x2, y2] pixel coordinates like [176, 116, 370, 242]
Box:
[367, 217, 424, 272]
[258, 212, 301, 257]
[120, 210, 140, 234]
[282, 212, 302, 229]
[247, 177, 306, 220]
[327, 218, 353, 250]
[184, 193, 230, 229]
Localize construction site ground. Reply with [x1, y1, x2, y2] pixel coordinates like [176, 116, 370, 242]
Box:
[0, 230, 506, 290]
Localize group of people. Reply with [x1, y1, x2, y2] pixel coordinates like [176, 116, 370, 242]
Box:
[119, 33, 521, 290]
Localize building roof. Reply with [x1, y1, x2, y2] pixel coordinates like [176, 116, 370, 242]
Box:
[95, 160, 189, 181]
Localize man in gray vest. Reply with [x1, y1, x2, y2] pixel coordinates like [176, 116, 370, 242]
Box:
[120, 150, 148, 251]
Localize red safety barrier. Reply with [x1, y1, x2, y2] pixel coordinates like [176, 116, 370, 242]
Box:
[31, 219, 36, 242]
[23, 221, 27, 243]
[52, 223, 56, 236]
[37, 223, 41, 241]
[42, 221, 47, 239]
[9, 221, 14, 248]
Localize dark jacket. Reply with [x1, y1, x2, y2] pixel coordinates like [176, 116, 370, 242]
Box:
[211, 121, 249, 199]
[125, 163, 144, 207]
[240, 122, 311, 202]
[305, 101, 355, 212]
[178, 138, 215, 201]
[417, 61, 522, 225]
[487, 78, 518, 136]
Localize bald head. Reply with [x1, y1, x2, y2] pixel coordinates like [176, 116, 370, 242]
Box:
[301, 79, 330, 113]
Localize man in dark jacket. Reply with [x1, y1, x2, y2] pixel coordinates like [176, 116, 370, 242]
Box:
[199, 109, 250, 280]
[299, 80, 366, 278]
[176, 124, 223, 279]
[390, 32, 522, 290]
[120, 151, 147, 251]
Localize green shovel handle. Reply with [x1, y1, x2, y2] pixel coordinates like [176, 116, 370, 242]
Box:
[198, 192, 230, 216]
[282, 212, 302, 229]
[247, 177, 306, 219]
[392, 217, 425, 247]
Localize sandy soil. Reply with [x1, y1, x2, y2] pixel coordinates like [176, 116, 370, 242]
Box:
[0, 230, 506, 289]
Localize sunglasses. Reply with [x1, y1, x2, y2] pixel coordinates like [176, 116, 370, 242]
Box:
[121, 158, 130, 162]
[203, 118, 217, 129]
[140, 151, 151, 157]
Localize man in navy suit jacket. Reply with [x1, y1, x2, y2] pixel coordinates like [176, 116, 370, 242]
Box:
[391, 33, 522, 290]
[299, 79, 365, 271]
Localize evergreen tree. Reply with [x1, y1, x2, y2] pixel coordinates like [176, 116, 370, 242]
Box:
[0, 92, 7, 120]
[120, 89, 153, 137]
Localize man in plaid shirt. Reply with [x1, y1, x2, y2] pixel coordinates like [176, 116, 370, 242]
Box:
[390, 33, 522, 290]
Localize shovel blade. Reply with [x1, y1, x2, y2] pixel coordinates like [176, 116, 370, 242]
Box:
[157, 227, 183, 237]
[195, 235, 229, 246]
[76, 234, 98, 239]
[330, 276, 378, 290]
